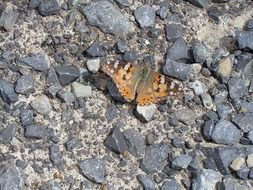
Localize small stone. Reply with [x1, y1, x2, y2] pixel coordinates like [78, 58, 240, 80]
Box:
[172, 154, 193, 170]
[50, 144, 63, 166]
[213, 56, 233, 83]
[15, 160, 27, 170]
[114, 0, 132, 7]
[216, 104, 232, 119]
[187, 0, 210, 8]
[0, 79, 18, 104]
[211, 120, 241, 145]
[220, 176, 248, 190]
[57, 90, 76, 104]
[29, 0, 41, 9]
[166, 38, 191, 61]
[25, 124, 53, 139]
[208, 6, 223, 23]
[246, 19, 253, 31]
[191, 80, 207, 95]
[75, 19, 89, 33]
[47, 83, 62, 97]
[0, 123, 17, 143]
[47, 68, 59, 86]
[240, 101, 253, 113]
[31, 95, 52, 115]
[246, 153, 253, 167]
[162, 59, 192, 81]
[135, 104, 156, 123]
[192, 169, 222, 190]
[72, 82, 92, 98]
[230, 157, 245, 171]
[140, 144, 170, 173]
[157, 1, 170, 19]
[236, 31, 253, 51]
[65, 137, 81, 151]
[116, 39, 128, 53]
[237, 166, 250, 180]
[55, 66, 80, 86]
[192, 42, 208, 63]
[15, 75, 34, 95]
[165, 23, 183, 42]
[202, 120, 215, 140]
[105, 104, 118, 123]
[0, 164, 22, 190]
[242, 60, 253, 85]
[228, 77, 247, 99]
[122, 51, 138, 62]
[85, 42, 105, 57]
[173, 108, 197, 124]
[123, 128, 146, 157]
[16, 53, 50, 71]
[20, 109, 33, 126]
[38, 0, 60, 16]
[80, 179, 94, 190]
[161, 179, 180, 190]
[82, 0, 132, 36]
[104, 126, 127, 154]
[232, 113, 253, 133]
[201, 93, 214, 110]
[79, 158, 105, 184]
[137, 174, 156, 190]
[134, 5, 155, 28]
[86, 59, 100, 73]
[0, 8, 19, 31]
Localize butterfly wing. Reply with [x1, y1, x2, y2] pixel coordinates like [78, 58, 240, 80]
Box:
[101, 62, 142, 102]
[136, 71, 184, 106]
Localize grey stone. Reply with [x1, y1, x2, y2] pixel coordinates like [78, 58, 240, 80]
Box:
[162, 59, 192, 81]
[247, 130, 253, 144]
[31, 95, 52, 115]
[137, 174, 156, 190]
[220, 176, 248, 190]
[250, 79, 253, 93]
[0, 123, 17, 143]
[242, 60, 253, 85]
[187, 0, 210, 8]
[157, 1, 170, 19]
[105, 104, 118, 123]
[104, 126, 127, 154]
[236, 31, 253, 51]
[216, 104, 232, 119]
[55, 66, 80, 86]
[134, 5, 155, 28]
[123, 128, 146, 157]
[15, 159, 27, 170]
[191, 80, 207, 95]
[29, 0, 41, 9]
[86, 59, 100, 73]
[232, 113, 253, 133]
[211, 120, 241, 145]
[0, 8, 19, 31]
[85, 42, 105, 57]
[47, 83, 62, 97]
[38, 0, 60, 16]
[165, 23, 182, 42]
[237, 166, 250, 180]
[0, 164, 22, 190]
[213, 56, 233, 83]
[249, 168, 253, 179]
[246, 19, 253, 31]
[25, 124, 53, 139]
[47, 67, 59, 86]
[173, 108, 197, 124]
[241, 101, 253, 113]
[172, 154, 193, 169]
[57, 90, 76, 104]
[161, 179, 180, 190]
[193, 42, 207, 63]
[72, 82, 92, 98]
[140, 144, 170, 173]
[65, 137, 81, 151]
[114, 0, 132, 7]
[116, 39, 128, 53]
[230, 157, 245, 171]
[75, 19, 89, 33]
[0, 79, 18, 104]
[50, 144, 63, 166]
[192, 169, 222, 190]
[135, 104, 156, 123]
[208, 6, 223, 23]
[228, 77, 247, 99]
[80, 179, 94, 190]
[20, 109, 33, 126]
[16, 53, 50, 71]
[82, 0, 132, 36]
[122, 51, 138, 62]
[15, 75, 34, 95]
[79, 158, 105, 184]
[166, 38, 191, 61]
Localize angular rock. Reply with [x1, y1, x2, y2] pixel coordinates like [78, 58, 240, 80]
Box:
[216, 104, 232, 119]
[230, 157, 245, 171]
[55, 66, 80, 86]
[16, 53, 50, 71]
[79, 158, 105, 184]
[219, 176, 248, 190]
[123, 128, 146, 157]
[28, 0, 41, 9]
[237, 166, 250, 180]
[31, 95, 52, 115]
[38, 0, 60, 16]
[157, 1, 170, 19]
[236, 31, 253, 51]
[25, 124, 53, 139]
[105, 104, 118, 123]
[122, 51, 138, 62]
[47, 67, 59, 86]
[86, 59, 100, 73]
[0, 8, 19, 31]
[208, 6, 223, 23]
[114, 0, 132, 7]
[50, 144, 63, 166]
[57, 90, 76, 104]
[191, 80, 207, 95]
[213, 56, 233, 83]
[85, 42, 105, 57]
[47, 83, 62, 97]
[192, 42, 208, 63]
[137, 174, 156, 190]
[165, 23, 182, 42]
[20, 109, 34, 126]
[172, 154, 193, 169]
[228, 77, 247, 99]
[82, 0, 132, 36]
[0, 123, 17, 143]
[134, 5, 155, 28]
[65, 137, 81, 151]
[140, 144, 170, 173]
[187, 0, 210, 8]
[135, 104, 156, 123]
[72, 82, 92, 98]
[0, 79, 18, 104]
[211, 119, 241, 145]
[0, 164, 22, 190]
[232, 113, 253, 133]
[15, 75, 34, 95]
[161, 179, 180, 190]
[116, 39, 128, 53]
[104, 126, 127, 154]
[202, 120, 215, 141]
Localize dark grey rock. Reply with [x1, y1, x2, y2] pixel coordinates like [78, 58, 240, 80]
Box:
[247, 130, 253, 144]
[137, 174, 156, 190]
[107, 82, 127, 103]
[122, 51, 138, 62]
[82, 0, 132, 36]
[216, 104, 232, 119]
[162, 59, 192, 81]
[25, 124, 53, 139]
[15, 159, 27, 170]
[236, 31, 253, 51]
[50, 144, 63, 166]
[161, 179, 180, 190]
[246, 19, 253, 31]
[249, 168, 253, 179]
[47, 83, 62, 97]
[85, 42, 105, 57]
[123, 128, 146, 157]
[219, 176, 248, 190]
[114, 0, 132, 7]
[213, 56, 233, 84]
[187, 0, 210, 8]
[55, 66, 80, 86]
[228, 77, 247, 99]
[38, 0, 60, 16]
[28, 0, 41, 9]
[80, 179, 94, 190]
[166, 38, 191, 61]
[165, 23, 182, 42]
[79, 158, 105, 184]
[172, 154, 193, 169]
[104, 126, 127, 154]
[16, 53, 50, 71]
[232, 113, 253, 133]
[134, 5, 155, 28]
[105, 104, 118, 123]
[157, 1, 170, 19]
[15, 75, 34, 95]
[237, 166, 250, 180]
[0, 164, 22, 190]
[57, 90, 76, 104]
[172, 137, 185, 148]
[211, 119, 241, 145]
[31, 95, 52, 115]
[0, 8, 19, 31]
[0, 123, 17, 143]
[147, 28, 161, 38]
[140, 144, 170, 173]
[202, 120, 215, 141]
[65, 137, 81, 151]
[208, 6, 223, 23]
[0, 79, 18, 104]
[47, 67, 59, 86]
[116, 39, 128, 53]
[193, 42, 207, 63]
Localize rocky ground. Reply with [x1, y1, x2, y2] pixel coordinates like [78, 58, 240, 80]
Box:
[0, 0, 253, 189]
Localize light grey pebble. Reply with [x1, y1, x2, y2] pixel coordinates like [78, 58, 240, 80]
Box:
[135, 104, 156, 122]
[72, 82, 92, 98]
[191, 80, 207, 95]
[86, 59, 100, 73]
[173, 108, 197, 124]
[31, 95, 52, 115]
[134, 5, 156, 28]
[201, 93, 214, 110]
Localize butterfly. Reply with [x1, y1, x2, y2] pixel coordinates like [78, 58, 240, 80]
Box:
[101, 61, 184, 106]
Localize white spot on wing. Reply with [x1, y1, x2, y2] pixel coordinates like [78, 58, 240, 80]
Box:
[124, 63, 130, 71]
[160, 76, 165, 84]
[114, 61, 119, 69]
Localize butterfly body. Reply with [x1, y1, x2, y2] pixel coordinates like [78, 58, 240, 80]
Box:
[102, 61, 183, 106]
